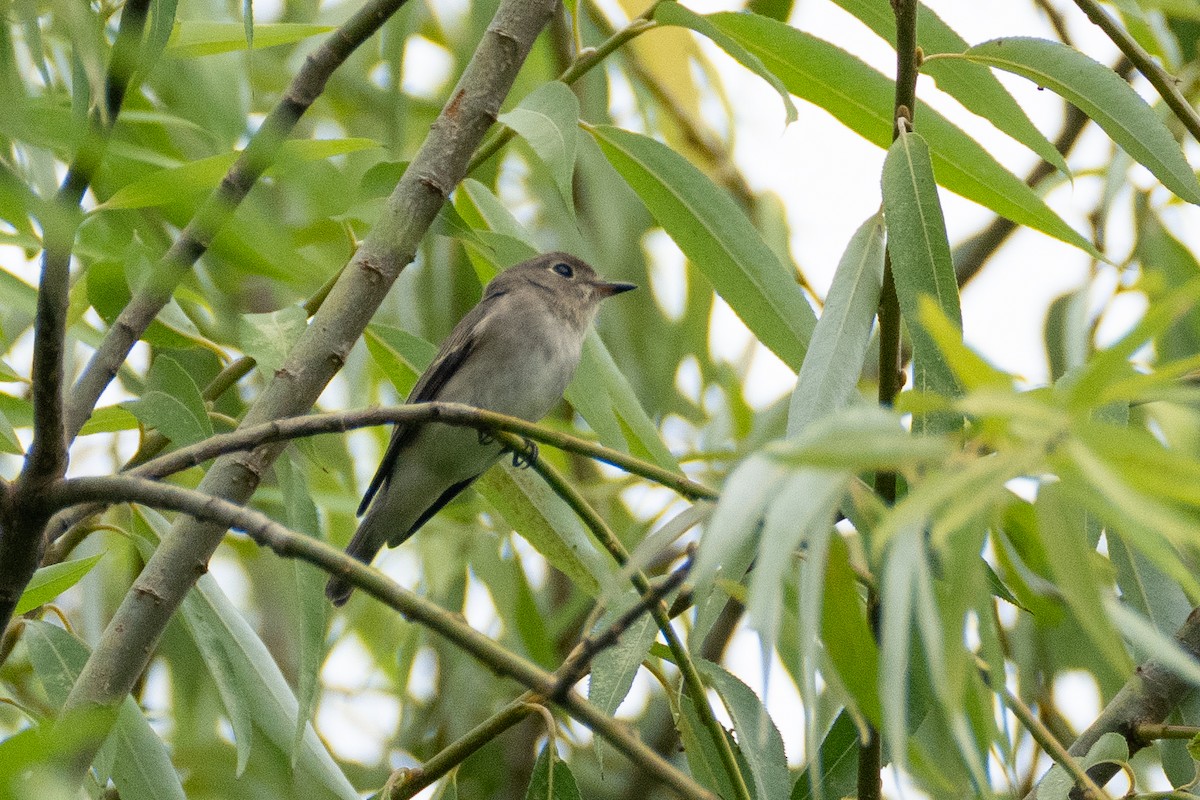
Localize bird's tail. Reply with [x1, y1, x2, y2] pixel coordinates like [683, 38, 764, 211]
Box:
[324, 514, 387, 607]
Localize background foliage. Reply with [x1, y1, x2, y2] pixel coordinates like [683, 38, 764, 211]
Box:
[3, 0, 1200, 798]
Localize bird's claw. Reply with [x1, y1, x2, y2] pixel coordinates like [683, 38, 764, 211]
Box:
[510, 438, 538, 469]
[477, 430, 495, 446]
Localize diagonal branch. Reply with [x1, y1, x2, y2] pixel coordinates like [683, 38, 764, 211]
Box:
[1023, 608, 1200, 800]
[57, 0, 559, 782]
[63, 0, 418, 443]
[46, 475, 718, 800]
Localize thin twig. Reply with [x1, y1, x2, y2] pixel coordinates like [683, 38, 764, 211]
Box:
[1072, 0, 1200, 146]
[530, 456, 753, 800]
[45, 475, 717, 800]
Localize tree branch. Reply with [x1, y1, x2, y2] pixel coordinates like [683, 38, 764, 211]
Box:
[1023, 607, 1200, 800]
[46, 475, 718, 800]
[57, 0, 559, 781]
[63, 0, 418, 442]
[1072, 0, 1200, 146]
[0, 0, 150, 635]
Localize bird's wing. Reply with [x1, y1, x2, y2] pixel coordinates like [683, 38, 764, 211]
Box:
[356, 295, 498, 516]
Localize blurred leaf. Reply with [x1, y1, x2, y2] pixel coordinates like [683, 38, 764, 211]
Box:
[882, 129, 962, 431]
[832, 0, 1069, 177]
[167, 22, 335, 57]
[773, 405, 952, 472]
[14, 554, 104, 615]
[790, 710, 860, 800]
[98, 139, 379, 211]
[698, 660, 790, 800]
[821, 536, 881, 725]
[960, 38, 1200, 204]
[1106, 599, 1200, 686]
[709, 12, 1100, 257]
[122, 355, 214, 446]
[132, 509, 356, 797]
[0, 407, 20, 454]
[524, 746, 581, 800]
[498, 82, 580, 208]
[239, 306, 308, 377]
[589, 124, 815, 370]
[276, 453, 329, 765]
[1036, 483, 1133, 675]
[788, 213, 885, 437]
[24, 621, 187, 800]
[143, 0, 181, 75]
[654, 4, 797, 124]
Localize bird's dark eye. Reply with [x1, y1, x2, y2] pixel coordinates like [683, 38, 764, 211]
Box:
[552, 262, 574, 279]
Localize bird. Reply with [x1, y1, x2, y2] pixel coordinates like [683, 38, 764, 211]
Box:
[325, 252, 636, 605]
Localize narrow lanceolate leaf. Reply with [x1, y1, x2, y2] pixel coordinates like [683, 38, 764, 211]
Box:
[830, 0, 1069, 177]
[498, 82, 580, 209]
[132, 509, 357, 798]
[653, 3, 798, 124]
[122, 355, 214, 445]
[97, 138, 379, 210]
[167, 21, 334, 57]
[589, 124, 815, 369]
[24, 621, 187, 800]
[698, 661, 791, 800]
[15, 554, 105, 615]
[709, 12, 1100, 258]
[788, 213, 885, 437]
[882, 130, 962, 427]
[961, 38, 1200, 205]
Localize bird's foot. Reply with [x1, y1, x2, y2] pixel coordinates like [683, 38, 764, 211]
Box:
[477, 430, 495, 446]
[510, 437, 538, 469]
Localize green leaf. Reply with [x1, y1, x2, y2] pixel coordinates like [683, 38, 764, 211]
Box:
[790, 710, 860, 800]
[122, 355, 214, 446]
[821, 536, 882, 725]
[788, 213, 885, 436]
[708, 12, 1100, 258]
[498, 82, 580, 209]
[698, 661, 791, 800]
[1035, 483, 1133, 676]
[0, 360, 24, 382]
[98, 139, 379, 211]
[24, 621, 187, 800]
[524, 746, 582, 800]
[588, 124, 816, 370]
[166, 21, 334, 57]
[130, 510, 356, 798]
[239, 306, 309, 377]
[0, 408, 21, 455]
[476, 466, 606, 597]
[1106, 599, 1200, 686]
[78, 404, 141, 436]
[959, 38, 1200, 204]
[276, 454, 329, 766]
[882, 128, 962, 430]
[142, 0, 181, 75]
[654, 4, 797, 124]
[831, 0, 1069, 177]
[14, 554, 105, 615]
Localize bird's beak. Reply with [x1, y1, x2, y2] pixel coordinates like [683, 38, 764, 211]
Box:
[593, 280, 637, 297]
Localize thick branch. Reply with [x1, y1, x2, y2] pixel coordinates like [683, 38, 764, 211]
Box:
[1024, 607, 1200, 800]
[63, 0, 417, 442]
[58, 0, 558, 781]
[0, 0, 150, 635]
[46, 475, 717, 800]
